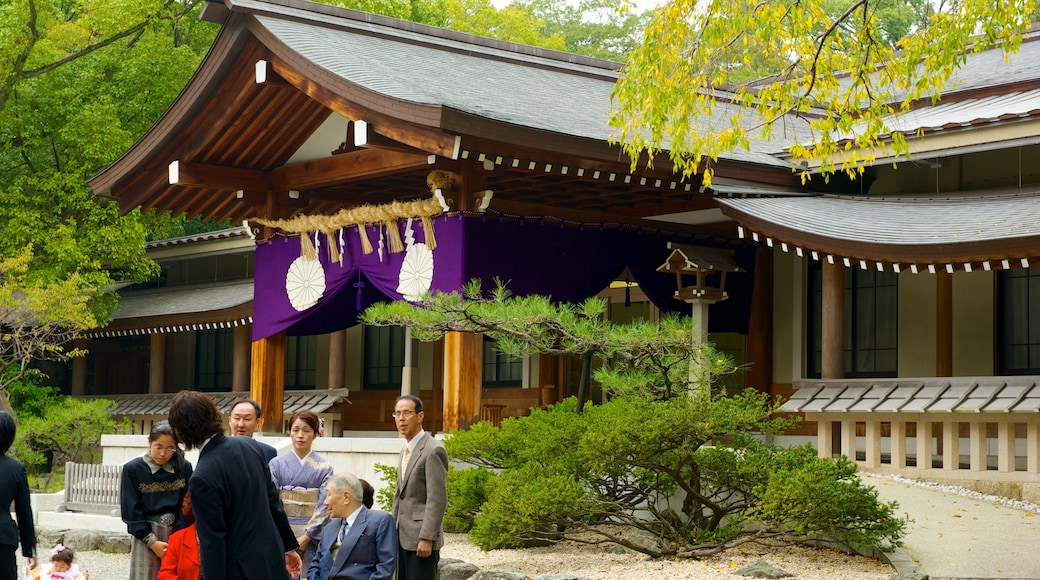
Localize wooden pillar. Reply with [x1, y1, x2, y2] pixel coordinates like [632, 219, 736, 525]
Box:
[942, 421, 958, 470]
[969, 421, 986, 471]
[864, 420, 881, 468]
[936, 271, 953, 377]
[328, 329, 346, 390]
[997, 421, 1016, 473]
[442, 331, 482, 433]
[251, 332, 286, 432]
[149, 333, 166, 394]
[1028, 422, 1040, 473]
[840, 419, 857, 461]
[817, 417, 833, 458]
[745, 246, 773, 393]
[821, 260, 845, 379]
[916, 419, 933, 469]
[890, 420, 906, 468]
[232, 325, 251, 392]
[71, 339, 87, 396]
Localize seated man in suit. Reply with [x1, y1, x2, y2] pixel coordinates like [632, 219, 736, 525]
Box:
[307, 472, 396, 580]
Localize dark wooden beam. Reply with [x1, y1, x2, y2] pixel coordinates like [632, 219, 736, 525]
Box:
[169, 160, 271, 193]
[270, 58, 461, 159]
[272, 149, 433, 191]
[354, 120, 425, 153]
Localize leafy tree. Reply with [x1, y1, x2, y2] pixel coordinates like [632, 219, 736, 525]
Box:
[611, 0, 1035, 181]
[362, 279, 735, 400]
[446, 395, 907, 556]
[12, 396, 129, 489]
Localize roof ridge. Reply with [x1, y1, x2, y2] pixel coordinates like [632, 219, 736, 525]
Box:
[214, 0, 623, 77]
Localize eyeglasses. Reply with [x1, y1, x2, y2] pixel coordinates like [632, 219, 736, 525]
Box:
[150, 445, 177, 454]
[391, 410, 418, 418]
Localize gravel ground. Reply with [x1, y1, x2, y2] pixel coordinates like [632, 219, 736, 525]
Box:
[78, 471, 1040, 580]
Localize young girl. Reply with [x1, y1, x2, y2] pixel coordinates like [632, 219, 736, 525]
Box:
[119, 421, 193, 580]
[34, 544, 88, 580]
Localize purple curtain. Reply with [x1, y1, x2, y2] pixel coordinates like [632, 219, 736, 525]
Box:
[252, 214, 753, 341]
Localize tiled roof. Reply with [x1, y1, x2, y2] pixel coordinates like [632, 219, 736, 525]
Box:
[146, 227, 249, 249]
[782, 377, 1040, 414]
[83, 281, 254, 338]
[248, 0, 811, 161]
[83, 388, 351, 417]
[715, 190, 1040, 270]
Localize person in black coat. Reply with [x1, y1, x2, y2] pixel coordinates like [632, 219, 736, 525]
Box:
[0, 411, 36, 578]
[168, 390, 302, 580]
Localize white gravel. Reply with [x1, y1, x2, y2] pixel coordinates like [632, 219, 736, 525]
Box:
[70, 532, 895, 580]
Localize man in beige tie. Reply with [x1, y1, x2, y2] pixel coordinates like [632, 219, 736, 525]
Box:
[390, 395, 447, 580]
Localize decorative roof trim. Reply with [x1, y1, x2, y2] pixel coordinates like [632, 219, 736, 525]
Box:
[782, 377, 1040, 414]
[716, 190, 1040, 272]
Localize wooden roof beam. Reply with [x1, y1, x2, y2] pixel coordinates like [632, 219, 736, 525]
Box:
[353, 120, 425, 154]
[272, 149, 434, 191]
[169, 160, 271, 193]
[269, 59, 462, 159]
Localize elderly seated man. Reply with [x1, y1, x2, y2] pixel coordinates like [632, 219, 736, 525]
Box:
[307, 472, 397, 580]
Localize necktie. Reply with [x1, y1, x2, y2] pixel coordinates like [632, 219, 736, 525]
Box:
[339, 521, 348, 542]
[400, 445, 412, 483]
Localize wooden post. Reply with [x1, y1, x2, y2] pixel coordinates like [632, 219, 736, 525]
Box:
[71, 339, 87, 396]
[328, 329, 346, 390]
[890, 420, 906, 468]
[149, 333, 166, 395]
[840, 419, 857, 461]
[997, 421, 1016, 472]
[93, 357, 108, 395]
[864, 420, 880, 468]
[917, 419, 933, 469]
[745, 246, 774, 393]
[251, 332, 286, 432]
[936, 271, 953, 377]
[969, 421, 986, 471]
[401, 327, 419, 396]
[1028, 422, 1039, 473]
[232, 325, 251, 392]
[817, 417, 833, 458]
[442, 331, 482, 433]
[821, 261, 845, 380]
[942, 421, 958, 470]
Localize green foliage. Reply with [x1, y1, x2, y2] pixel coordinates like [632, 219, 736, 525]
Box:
[373, 462, 398, 512]
[444, 466, 494, 532]
[446, 394, 907, 557]
[364, 279, 736, 399]
[5, 370, 62, 418]
[612, 0, 1035, 181]
[12, 397, 129, 489]
[757, 445, 907, 553]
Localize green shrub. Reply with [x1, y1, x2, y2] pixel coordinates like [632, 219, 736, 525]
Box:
[373, 462, 397, 512]
[446, 393, 907, 558]
[444, 467, 494, 533]
[12, 397, 128, 489]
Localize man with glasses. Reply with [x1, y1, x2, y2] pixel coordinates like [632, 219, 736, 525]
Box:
[390, 395, 447, 579]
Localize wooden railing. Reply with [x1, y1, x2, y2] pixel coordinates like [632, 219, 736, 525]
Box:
[56, 462, 123, 517]
[782, 378, 1040, 496]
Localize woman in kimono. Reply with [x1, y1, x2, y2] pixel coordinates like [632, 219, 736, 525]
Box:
[268, 410, 333, 571]
[120, 420, 192, 580]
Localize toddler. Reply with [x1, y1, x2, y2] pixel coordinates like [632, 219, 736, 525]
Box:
[34, 544, 88, 580]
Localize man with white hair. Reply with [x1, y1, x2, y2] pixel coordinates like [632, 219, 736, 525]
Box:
[307, 472, 397, 580]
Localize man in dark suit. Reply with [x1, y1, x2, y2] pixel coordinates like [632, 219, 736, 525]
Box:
[0, 411, 36, 578]
[229, 398, 278, 462]
[169, 390, 302, 580]
[307, 472, 396, 580]
[390, 395, 448, 580]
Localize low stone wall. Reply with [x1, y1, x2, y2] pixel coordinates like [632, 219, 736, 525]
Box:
[36, 526, 131, 554]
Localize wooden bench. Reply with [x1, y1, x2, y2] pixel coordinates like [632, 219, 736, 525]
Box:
[56, 462, 122, 517]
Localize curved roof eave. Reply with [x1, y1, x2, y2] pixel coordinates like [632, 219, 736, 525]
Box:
[90, 17, 256, 197]
[716, 192, 1040, 270]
